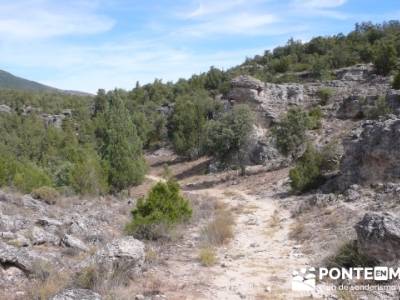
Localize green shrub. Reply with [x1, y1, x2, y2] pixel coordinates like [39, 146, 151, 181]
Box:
[325, 241, 377, 269]
[320, 140, 341, 172]
[289, 144, 325, 193]
[125, 180, 192, 239]
[392, 71, 400, 90]
[13, 162, 52, 193]
[317, 88, 333, 106]
[69, 150, 108, 195]
[272, 108, 309, 156]
[31, 186, 59, 205]
[205, 104, 254, 173]
[307, 106, 323, 130]
[0, 151, 18, 187]
[365, 96, 392, 119]
[373, 41, 397, 76]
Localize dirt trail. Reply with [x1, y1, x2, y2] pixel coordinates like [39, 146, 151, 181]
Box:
[146, 174, 314, 299]
[192, 187, 311, 299]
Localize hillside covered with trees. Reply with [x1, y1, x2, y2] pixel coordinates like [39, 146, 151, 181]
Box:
[0, 21, 400, 197]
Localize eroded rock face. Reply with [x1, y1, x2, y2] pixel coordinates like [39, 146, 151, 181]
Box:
[0, 104, 11, 114]
[50, 288, 101, 300]
[0, 241, 42, 274]
[337, 117, 400, 189]
[228, 76, 308, 125]
[81, 236, 145, 277]
[355, 212, 400, 262]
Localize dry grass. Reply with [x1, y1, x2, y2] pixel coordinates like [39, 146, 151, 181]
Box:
[337, 289, 357, 300]
[26, 261, 71, 300]
[198, 247, 217, 267]
[145, 246, 159, 265]
[31, 186, 59, 205]
[201, 208, 235, 246]
[75, 265, 100, 289]
[265, 210, 281, 237]
[288, 219, 312, 242]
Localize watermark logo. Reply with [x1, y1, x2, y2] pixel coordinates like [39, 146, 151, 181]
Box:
[292, 267, 316, 292]
[291, 266, 400, 292]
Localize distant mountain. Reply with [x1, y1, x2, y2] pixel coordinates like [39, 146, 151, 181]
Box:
[0, 69, 92, 96]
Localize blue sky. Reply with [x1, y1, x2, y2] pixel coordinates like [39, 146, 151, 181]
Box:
[0, 0, 399, 93]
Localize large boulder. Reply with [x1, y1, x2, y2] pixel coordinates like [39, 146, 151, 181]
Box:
[50, 288, 101, 300]
[336, 117, 400, 189]
[355, 212, 400, 262]
[0, 104, 11, 114]
[0, 241, 39, 274]
[61, 234, 89, 252]
[80, 236, 144, 277]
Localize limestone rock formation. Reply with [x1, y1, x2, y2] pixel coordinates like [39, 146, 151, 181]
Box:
[336, 117, 400, 189]
[50, 288, 101, 300]
[81, 236, 145, 277]
[355, 212, 400, 262]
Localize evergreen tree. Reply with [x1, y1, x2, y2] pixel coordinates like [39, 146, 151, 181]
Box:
[103, 94, 147, 191]
[373, 41, 398, 75]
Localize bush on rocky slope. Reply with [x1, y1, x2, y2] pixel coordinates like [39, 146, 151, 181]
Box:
[289, 144, 325, 193]
[125, 180, 192, 239]
[272, 108, 310, 157]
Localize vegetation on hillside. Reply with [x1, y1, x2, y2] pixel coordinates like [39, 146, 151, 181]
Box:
[0, 21, 399, 196]
[125, 179, 192, 239]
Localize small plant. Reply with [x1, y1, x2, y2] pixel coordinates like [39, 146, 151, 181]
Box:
[307, 106, 323, 130]
[198, 247, 217, 267]
[289, 144, 325, 193]
[365, 96, 392, 119]
[31, 186, 59, 205]
[125, 179, 192, 239]
[27, 261, 70, 300]
[325, 241, 377, 269]
[392, 71, 400, 90]
[317, 88, 333, 106]
[75, 265, 100, 289]
[201, 209, 234, 246]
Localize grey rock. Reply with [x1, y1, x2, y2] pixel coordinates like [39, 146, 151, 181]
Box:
[355, 212, 400, 262]
[334, 64, 372, 81]
[50, 288, 101, 300]
[31, 226, 60, 245]
[81, 236, 144, 277]
[336, 117, 400, 189]
[61, 234, 89, 252]
[36, 217, 63, 227]
[0, 241, 37, 274]
[0, 104, 12, 114]
[344, 187, 361, 202]
[42, 114, 65, 129]
[0, 232, 16, 240]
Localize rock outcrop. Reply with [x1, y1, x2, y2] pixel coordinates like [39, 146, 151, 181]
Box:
[355, 212, 400, 263]
[336, 117, 400, 189]
[50, 288, 101, 300]
[81, 236, 145, 277]
[0, 104, 11, 114]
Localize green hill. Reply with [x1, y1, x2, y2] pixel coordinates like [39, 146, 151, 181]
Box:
[0, 69, 91, 96]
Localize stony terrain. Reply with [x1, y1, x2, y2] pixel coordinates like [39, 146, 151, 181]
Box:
[2, 64, 400, 299]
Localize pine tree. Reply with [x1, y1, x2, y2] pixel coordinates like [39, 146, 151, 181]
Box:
[103, 94, 147, 191]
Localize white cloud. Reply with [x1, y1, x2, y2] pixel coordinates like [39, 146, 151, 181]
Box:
[293, 0, 347, 8]
[0, 0, 114, 39]
[184, 0, 249, 18]
[178, 12, 280, 36]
